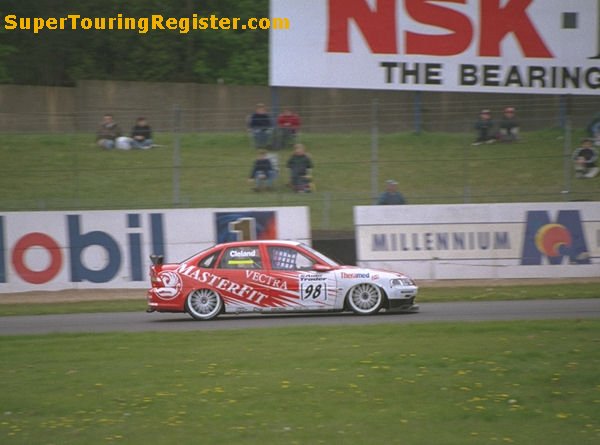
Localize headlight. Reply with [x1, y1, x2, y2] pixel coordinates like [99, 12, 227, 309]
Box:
[390, 278, 415, 287]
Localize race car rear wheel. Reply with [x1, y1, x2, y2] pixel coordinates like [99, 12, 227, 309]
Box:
[347, 283, 383, 315]
[185, 289, 223, 321]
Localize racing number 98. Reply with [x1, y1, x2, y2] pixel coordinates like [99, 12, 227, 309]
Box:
[302, 283, 325, 300]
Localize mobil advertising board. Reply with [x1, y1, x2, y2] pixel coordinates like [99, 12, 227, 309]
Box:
[355, 202, 600, 279]
[270, 0, 600, 95]
[0, 207, 310, 293]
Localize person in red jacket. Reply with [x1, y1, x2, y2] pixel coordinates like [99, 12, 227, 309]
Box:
[276, 108, 301, 149]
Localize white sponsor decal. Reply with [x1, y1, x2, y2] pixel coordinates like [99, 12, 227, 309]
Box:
[155, 271, 182, 299]
[229, 249, 258, 258]
[299, 273, 328, 300]
[177, 263, 268, 304]
[245, 270, 288, 290]
[340, 271, 370, 279]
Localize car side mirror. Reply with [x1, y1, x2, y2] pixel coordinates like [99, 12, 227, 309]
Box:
[313, 264, 332, 272]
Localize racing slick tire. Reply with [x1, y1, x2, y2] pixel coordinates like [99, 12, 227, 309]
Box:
[185, 289, 223, 321]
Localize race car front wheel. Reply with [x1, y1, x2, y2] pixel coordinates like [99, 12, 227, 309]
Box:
[186, 289, 223, 321]
[347, 283, 383, 315]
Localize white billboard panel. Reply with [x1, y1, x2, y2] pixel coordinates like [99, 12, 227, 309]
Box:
[354, 202, 600, 279]
[270, 0, 600, 95]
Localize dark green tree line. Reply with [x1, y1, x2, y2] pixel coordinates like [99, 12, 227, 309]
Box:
[0, 0, 269, 85]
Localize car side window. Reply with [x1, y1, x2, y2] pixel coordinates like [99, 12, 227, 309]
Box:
[268, 246, 315, 270]
[218, 246, 262, 269]
[198, 250, 221, 269]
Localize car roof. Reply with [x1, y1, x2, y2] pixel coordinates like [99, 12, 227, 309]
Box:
[214, 240, 302, 249]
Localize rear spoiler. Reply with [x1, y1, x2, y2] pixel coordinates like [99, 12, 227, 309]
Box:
[150, 254, 164, 266]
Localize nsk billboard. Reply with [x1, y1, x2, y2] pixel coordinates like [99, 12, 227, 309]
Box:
[0, 207, 310, 293]
[270, 0, 600, 95]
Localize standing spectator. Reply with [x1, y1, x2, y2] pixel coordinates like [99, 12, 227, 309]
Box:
[497, 106, 519, 143]
[130, 117, 154, 149]
[248, 103, 273, 149]
[275, 108, 301, 149]
[472, 109, 495, 145]
[377, 179, 406, 205]
[286, 144, 313, 192]
[572, 138, 599, 178]
[96, 114, 122, 149]
[248, 149, 275, 191]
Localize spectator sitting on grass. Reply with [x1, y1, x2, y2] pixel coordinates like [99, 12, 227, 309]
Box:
[472, 109, 495, 146]
[130, 117, 154, 149]
[286, 144, 313, 192]
[248, 103, 273, 149]
[248, 149, 275, 191]
[497, 106, 519, 143]
[572, 138, 599, 179]
[587, 112, 600, 146]
[96, 114, 122, 150]
[276, 108, 301, 149]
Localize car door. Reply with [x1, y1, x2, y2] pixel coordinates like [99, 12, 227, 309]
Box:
[215, 244, 306, 312]
[214, 244, 270, 312]
[266, 245, 337, 311]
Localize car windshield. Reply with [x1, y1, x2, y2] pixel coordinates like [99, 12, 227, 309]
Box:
[300, 243, 340, 267]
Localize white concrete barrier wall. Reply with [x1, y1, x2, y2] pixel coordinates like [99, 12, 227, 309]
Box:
[0, 207, 310, 293]
[354, 202, 600, 280]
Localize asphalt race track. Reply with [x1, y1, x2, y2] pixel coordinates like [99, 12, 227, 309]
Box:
[1, 299, 599, 336]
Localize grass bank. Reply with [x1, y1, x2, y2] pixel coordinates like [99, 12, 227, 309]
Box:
[1, 321, 598, 444]
[0, 130, 597, 231]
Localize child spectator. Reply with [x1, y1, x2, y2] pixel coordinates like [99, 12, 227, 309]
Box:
[286, 144, 313, 192]
[249, 149, 275, 191]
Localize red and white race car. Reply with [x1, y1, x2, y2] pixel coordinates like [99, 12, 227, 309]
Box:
[146, 240, 418, 320]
